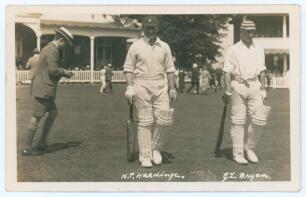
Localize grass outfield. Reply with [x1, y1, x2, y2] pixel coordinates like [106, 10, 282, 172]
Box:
[16, 84, 290, 182]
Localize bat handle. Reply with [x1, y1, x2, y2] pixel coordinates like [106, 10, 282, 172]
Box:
[129, 103, 134, 120]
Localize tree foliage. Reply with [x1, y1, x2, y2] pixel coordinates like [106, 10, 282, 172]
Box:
[123, 15, 231, 69]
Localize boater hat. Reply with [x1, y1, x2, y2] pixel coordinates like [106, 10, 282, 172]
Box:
[55, 27, 74, 45]
[240, 20, 256, 30]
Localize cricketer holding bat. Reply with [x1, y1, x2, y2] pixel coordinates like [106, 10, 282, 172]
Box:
[124, 16, 177, 168]
[22, 27, 74, 156]
[222, 20, 270, 164]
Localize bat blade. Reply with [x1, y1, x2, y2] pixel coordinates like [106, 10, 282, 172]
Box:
[127, 104, 137, 162]
[214, 104, 228, 157]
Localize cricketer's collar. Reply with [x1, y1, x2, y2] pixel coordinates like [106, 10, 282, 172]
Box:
[238, 40, 256, 49]
[142, 36, 162, 46]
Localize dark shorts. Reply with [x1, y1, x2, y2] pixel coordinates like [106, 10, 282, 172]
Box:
[32, 97, 57, 117]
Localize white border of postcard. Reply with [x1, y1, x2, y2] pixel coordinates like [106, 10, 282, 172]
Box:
[6, 5, 301, 192]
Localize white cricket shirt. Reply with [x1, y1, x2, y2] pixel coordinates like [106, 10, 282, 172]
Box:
[223, 41, 266, 80]
[123, 37, 175, 79]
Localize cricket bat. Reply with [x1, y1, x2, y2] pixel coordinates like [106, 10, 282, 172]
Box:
[127, 103, 137, 162]
[214, 104, 228, 157]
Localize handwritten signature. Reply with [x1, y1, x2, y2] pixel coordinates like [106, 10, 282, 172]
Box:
[222, 171, 271, 182]
[121, 171, 185, 181]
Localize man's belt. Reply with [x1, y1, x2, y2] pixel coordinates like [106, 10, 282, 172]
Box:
[136, 75, 165, 80]
[235, 77, 257, 87]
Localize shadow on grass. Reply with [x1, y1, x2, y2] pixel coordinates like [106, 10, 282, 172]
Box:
[214, 148, 233, 161]
[44, 141, 82, 153]
[161, 151, 175, 164]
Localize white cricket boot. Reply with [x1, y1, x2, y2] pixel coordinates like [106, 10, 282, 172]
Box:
[141, 157, 152, 168]
[233, 154, 248, 165]
[246, 149, 259, 163]
[152, 150, 162, 165]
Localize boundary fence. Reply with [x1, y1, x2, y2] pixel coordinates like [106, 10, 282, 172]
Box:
[16, 70, 288, 88]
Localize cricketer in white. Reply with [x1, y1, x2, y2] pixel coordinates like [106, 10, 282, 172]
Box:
[123, 16, 177, 168]
[222, 19, 271, 165]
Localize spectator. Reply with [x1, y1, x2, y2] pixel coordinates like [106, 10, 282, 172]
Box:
[200, 66, 211, 95]
[16, 57, 24, 70]
[25, 48, 40, 81]
[175, 68, 179, 91]
[266, 70, 273, 90]
[187, 63, 200, 94]
[21, 27, 74, 156]
[178, 67, 186, 93]
[104, 63, 113, 93]
[209, 70, 218, 93]
[215, 67, 223, 90]
[99, 65, 106, 93]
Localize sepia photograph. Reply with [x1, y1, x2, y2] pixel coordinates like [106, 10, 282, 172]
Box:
[5, 5, 300, 192]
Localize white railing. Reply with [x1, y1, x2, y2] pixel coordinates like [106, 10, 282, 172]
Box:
[62, 71, 126, 83]
[16, 70, 126, 84]
[270, 76, 288, 89]
[16, 70, 31, 84]
[15, 70, 289, 88]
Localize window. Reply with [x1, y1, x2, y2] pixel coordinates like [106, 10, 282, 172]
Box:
[105, 45, 111, 60]
[265, 54, 289, 77]
[95, 39, 112, 66]
[249, 16, 284, 38]
[97, 46, 104, 59]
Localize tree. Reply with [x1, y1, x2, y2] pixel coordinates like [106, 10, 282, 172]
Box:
[122, 14, 231, 69]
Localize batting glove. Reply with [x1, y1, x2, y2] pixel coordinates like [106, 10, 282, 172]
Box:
[125, 85, 136, 104]
[222, 91, 232, 105]
[169, 89, 177, 103]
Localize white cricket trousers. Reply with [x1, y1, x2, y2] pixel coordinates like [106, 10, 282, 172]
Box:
[230, 80, 265, 157]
